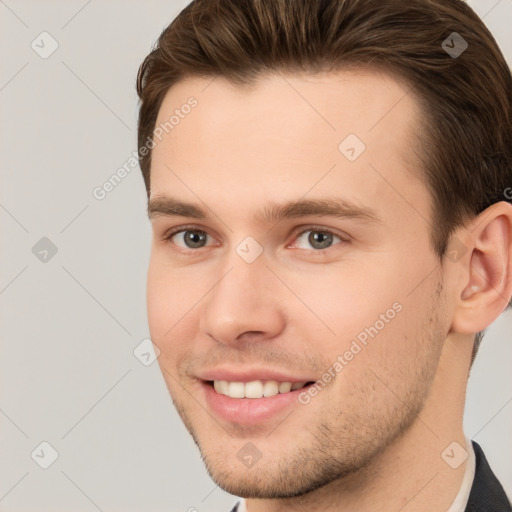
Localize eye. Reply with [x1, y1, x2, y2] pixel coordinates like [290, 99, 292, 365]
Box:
[292, 228, 344, 250]
[168, 229, 212, 249]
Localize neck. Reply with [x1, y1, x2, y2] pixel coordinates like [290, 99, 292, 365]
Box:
[245, 333, 472, 512]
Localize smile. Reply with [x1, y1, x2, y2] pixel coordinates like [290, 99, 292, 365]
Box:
[211, 380, 313, 399]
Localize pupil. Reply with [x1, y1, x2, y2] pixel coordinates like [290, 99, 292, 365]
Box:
[309, 231, 332, 249]
[185, 230, 207, 248]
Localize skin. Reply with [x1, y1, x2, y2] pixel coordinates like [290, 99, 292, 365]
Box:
[146, 69, 512, 512]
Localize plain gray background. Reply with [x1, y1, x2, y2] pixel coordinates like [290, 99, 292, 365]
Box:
[1, 1, 511, 511]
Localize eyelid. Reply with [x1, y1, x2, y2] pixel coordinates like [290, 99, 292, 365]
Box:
[163, 224, 210, 240]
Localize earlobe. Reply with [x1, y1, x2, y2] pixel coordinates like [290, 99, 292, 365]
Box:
[450, 201, 512, 335]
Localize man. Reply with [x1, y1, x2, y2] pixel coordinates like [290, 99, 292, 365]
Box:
[136, 0, 512, 510]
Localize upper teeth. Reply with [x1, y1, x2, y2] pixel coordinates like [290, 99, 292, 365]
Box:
[213, 380, 308, 399]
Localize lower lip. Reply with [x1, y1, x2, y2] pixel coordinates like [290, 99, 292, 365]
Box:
[202, 381, 310, 424]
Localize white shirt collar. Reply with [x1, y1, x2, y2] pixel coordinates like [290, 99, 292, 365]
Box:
[234, 498, 247, 512]
[445, 436, 476, 512]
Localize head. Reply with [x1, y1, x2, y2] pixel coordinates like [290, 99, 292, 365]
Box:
[136, 0, 512, 499]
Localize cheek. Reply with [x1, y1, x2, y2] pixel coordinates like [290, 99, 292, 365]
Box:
[284, 264, 405, 342]
[284, 257, 434, 379]
[146, 255, 198, 342]
[147, 261, 201, 384]
[147, 261, 171, 339]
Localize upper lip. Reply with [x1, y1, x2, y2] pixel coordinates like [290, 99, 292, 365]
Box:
[196, 367, 317, 383]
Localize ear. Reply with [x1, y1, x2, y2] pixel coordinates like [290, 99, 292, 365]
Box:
[450, 201, 512, 335]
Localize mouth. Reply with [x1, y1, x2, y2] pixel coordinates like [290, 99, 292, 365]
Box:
[195, 367, 317, 422]
[208, 379, 316, 399]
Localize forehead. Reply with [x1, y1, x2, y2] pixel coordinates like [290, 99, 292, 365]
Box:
[154, 70, 420, 152]
[150, 69, 429, 229]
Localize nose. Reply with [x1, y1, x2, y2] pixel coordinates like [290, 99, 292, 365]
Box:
[199, 254, 286, 346]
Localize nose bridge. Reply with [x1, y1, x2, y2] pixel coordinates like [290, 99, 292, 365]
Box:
[200, 244, 284, 343]
[216, 235, 270, 303]
[209, 249, 269, 317]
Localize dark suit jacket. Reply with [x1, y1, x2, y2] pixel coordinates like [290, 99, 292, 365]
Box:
[465, 440, 511, 511]
[229, 440, 511, 511]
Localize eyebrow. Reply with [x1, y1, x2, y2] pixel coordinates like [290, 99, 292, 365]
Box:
[148, 195, 381, 225]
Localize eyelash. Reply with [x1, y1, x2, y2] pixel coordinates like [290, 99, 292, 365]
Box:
[162, 224, 348, 254]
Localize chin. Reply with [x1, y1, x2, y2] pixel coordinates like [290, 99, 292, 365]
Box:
[197, 437, 361, 500]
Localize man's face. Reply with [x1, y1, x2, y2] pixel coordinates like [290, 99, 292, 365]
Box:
[147, 70, 451, 497]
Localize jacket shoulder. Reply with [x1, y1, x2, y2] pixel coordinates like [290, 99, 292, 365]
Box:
[465, 440, 511, 512]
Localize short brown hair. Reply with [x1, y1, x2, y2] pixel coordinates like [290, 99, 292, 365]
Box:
[136, 0, 512, 359]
